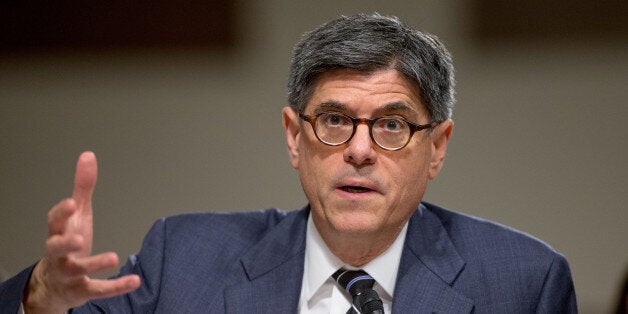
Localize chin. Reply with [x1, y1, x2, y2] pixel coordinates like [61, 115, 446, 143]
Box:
[329, 213, 381, 235]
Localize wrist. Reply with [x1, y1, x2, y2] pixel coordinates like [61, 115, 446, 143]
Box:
[23, 262, 68, 314]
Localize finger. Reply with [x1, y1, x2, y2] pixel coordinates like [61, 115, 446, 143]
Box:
[71, 275, 141, 301]
[46, 234, 84, 259]
[60, 252, 121, 278]
[48, 198, 77, 236]
[72, 151, 98, 208]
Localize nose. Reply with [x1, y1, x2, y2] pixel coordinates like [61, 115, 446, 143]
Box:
[343, 123, 378, 166]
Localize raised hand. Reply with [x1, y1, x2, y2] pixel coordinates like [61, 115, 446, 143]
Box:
[23, 152, 141, 313]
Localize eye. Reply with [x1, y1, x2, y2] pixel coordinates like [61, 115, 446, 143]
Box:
[321, 113, 349, 127]
[386, 119, 400, 130]
[378, 117, 407, 132]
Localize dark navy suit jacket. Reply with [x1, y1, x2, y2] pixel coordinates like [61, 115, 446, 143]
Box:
[0, 203, 577, 313]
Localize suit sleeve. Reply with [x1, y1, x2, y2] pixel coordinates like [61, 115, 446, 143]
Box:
[69, 218, 167, 313]
[535, 254, 578, 313]
[0, 264, 37, 313]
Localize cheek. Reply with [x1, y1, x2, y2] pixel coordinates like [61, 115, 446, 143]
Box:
[386, 153, 430, 201]
[297, 141, 331, 198]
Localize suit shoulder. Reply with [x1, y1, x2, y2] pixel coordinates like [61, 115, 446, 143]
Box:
[421, 203, 575, 309]
[164, 208, 290, 229]
[134, 208, 304, 273]
[423, 202, 562, 261]
[158, 208, 293, 242]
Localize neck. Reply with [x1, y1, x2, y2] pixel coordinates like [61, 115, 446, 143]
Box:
[316, 223, 404, 267]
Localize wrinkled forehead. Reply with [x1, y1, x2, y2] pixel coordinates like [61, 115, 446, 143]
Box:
[304, 68, 427, 119]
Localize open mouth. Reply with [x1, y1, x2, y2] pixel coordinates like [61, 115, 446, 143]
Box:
[340, 186, 373, 193]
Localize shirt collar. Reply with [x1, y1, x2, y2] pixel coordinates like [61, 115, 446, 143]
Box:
[303, 212, 409, 301]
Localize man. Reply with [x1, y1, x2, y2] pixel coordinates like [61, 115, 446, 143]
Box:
[0, 13, 576, 313]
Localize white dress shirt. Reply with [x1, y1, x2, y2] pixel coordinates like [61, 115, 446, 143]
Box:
[298, 213, 409, 314]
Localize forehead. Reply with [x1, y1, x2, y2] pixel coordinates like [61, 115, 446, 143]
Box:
[305, 69, 426, 117]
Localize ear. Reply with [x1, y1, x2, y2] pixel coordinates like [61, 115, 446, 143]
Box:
[283, 107, 301, 169]
[428, 119, 453, 180]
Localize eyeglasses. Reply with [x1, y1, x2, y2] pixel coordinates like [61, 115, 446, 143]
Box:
[299, 111, 438, 151]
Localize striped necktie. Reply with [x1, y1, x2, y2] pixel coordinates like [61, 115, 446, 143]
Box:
[332, 269, 385, 314]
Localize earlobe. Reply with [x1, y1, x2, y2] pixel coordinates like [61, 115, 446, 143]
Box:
[282, 107, 301, 169]
[428, 119, 453, 179]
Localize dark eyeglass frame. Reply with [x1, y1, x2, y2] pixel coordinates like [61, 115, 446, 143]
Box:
[299, 111, 439, 151]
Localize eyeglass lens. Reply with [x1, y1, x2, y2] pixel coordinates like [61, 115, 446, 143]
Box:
[314, 112, 411, 150]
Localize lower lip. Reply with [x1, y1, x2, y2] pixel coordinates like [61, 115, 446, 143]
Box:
[335, 188, 377, 199]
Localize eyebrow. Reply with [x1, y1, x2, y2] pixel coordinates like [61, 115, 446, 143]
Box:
[312, 100, 420, 120]
[312, 101, 347, 114]
[379, 102, 419, 118]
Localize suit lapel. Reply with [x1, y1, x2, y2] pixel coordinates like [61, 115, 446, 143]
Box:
[393, 204, 474, 313]
[222, 204, 474, 313]
[224, 208, 308, 313]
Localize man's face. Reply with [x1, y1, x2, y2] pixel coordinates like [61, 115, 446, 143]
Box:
[283, 69, 452, 240]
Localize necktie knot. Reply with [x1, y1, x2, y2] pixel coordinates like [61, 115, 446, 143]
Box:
[332, 269, 384, 314]
[332, 269, 375, 295]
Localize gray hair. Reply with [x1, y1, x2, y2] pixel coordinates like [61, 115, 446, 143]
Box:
[287, 13, 455, 122]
